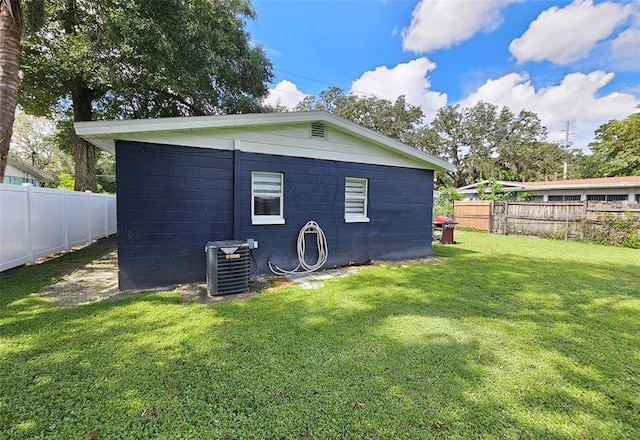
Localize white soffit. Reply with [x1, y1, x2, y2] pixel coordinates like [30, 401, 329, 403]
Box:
[74, 111, 455, 172]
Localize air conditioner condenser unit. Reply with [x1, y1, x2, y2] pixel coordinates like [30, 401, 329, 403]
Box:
[205, 240, 250, 296]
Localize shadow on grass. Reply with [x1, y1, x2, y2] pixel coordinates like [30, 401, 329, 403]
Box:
[0, 235, 118, 308]
[0, 237, 639, 438]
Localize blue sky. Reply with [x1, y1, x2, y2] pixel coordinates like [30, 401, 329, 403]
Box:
[248, 0, 640, 151]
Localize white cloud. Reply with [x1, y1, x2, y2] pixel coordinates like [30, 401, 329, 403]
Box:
[610, 27, 640, 70]
[458, 70, 640, 150]
[509, 0, 633, 65]
[263, 80, 307, 109]
[402, 0, 518, 53]
[350, 57, 448, 120]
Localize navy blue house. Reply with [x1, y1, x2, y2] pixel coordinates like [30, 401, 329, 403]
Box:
[76, 112, 454, 291]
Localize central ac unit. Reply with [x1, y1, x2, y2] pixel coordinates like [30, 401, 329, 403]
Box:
[205, 240, 250, 296]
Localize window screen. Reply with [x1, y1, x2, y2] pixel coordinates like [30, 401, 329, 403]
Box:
[252, 172, 284, 224]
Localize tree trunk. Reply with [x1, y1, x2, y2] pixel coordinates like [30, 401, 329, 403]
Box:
[0, 0, 22, 181]
[72, 86, 97, 192]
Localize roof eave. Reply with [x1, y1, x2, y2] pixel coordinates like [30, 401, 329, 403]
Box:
[74, 111, 455, 172]
[7, 155, 54, 182]
[523, 182, 640, 191]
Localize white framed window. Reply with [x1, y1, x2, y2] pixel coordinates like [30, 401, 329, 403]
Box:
[252, 172, 284, 225]
[345, 177, 369, 223]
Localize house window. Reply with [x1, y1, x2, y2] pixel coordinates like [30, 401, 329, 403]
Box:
[252, 172, 284, 225]
[549, 195, 580, 201]
[606, 194, 628, 201]
[587, 195, 606, 201]
[345, 177, 369, 223]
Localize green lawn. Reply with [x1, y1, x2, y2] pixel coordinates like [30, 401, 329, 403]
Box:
[1, 232, 639, 439]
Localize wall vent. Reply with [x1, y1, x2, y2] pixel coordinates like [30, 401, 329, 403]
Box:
[205, 240, 250, 296]
[311, 122, 326, 139]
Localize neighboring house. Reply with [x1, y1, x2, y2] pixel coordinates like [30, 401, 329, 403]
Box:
[458, 177, 640, 203]
[2, 153, 53, 187]
[76, 111, 454, 290]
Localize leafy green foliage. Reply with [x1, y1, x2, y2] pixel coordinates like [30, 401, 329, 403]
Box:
[424, 102, 574, 186]
[56, 172, 105, 193]
[295, 87, 424, 144]
[1, 233, 639, 438]
[11, 110, 73, 186]
[434, 186, 463, 217]
[18, 0, 273, 190]
[56, 172, 74, 190]
[20, 0, 272, 119]
[476, 177, 514, 200]
[582, 213, 640, 248]
[588, 113, 640, 177]
[291, 90, 584, 187]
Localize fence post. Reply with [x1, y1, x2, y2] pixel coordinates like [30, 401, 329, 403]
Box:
[503, 201, 509, 235]
[22, 183, 35, 264]
[62, 189, 69, 251]
[489, 201, 494, 233]
[581, 200, 588, 239]
[565, 205, 570, 241]
[104, 194, 109, 238]
[85, 190, 93, 242]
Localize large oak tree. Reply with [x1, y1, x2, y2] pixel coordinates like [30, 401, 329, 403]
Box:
[18, 0, 272, 191]
[289, 88, 571, 187]
[588, 112, 640, 177]
[0, 0, 24, 182]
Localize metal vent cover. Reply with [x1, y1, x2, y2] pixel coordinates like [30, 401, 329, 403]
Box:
[205, 240, 250, 296]
[311, 122, 325, 139]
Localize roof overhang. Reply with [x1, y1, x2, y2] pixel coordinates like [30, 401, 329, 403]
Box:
[458, 177, 640, 194]
[7, 154, 54, 183]
[523, 181, 640, 191]
[74, 111, 454, 173]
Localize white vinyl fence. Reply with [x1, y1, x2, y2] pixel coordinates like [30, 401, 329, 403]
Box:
[0, 183, 117, 272]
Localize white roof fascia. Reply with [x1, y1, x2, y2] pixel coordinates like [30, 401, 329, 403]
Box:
[523, 182, 640, 191]
[74, 111, 454, 173]
[7, 154, 54, 182]
[457, 180, 527, 192]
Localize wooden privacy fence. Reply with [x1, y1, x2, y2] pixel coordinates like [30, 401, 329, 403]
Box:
[452, 200, 492, 231]
[0, 184, 117, 272]
[453, 200, 640, 247]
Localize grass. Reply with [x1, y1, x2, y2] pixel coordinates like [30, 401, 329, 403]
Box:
[0, 232, 639, 439]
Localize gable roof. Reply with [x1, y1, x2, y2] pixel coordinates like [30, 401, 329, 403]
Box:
[457, 180, 528, 191]
[458, 176, 640, 193]
[74, 111, 454, 173]
[7, 153, 53, 183]
[523, 176, 640, 189]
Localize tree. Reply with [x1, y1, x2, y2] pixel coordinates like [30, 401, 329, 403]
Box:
[0, 0, 23, 182]
[497, 141, 575, 182]
[424, 102, 550, 186]
[574, 150, 606, 179]
[433, 186, 463, 217]
[420, 104, 468, 187]
[476, 177, 513, 201]
[588, 113, 640, 177]
[11, 109, 73, 186]
[294, 87, 425, 144]
[19, 0, 272, 191]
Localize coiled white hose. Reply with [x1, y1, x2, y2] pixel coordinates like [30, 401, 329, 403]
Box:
[268, 221, 328, 275]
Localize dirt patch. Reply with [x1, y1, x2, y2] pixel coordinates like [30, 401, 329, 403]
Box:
[39, 239, 436, 306]
[39, 242, 261, 307]
[40, 247, 122, 306]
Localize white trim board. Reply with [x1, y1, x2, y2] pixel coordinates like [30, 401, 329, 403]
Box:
[75, 111, 454, 172]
